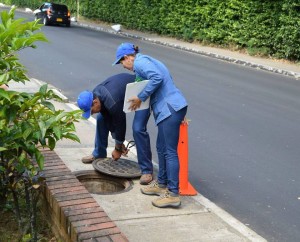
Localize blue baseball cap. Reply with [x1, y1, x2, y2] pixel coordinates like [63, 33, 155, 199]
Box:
[77, 90, 93, 119]
[112, 42, 136, 66]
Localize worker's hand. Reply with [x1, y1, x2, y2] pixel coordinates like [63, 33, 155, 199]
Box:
[182, 116, 189, 125]
[128, 96, 142, 111]
[0, 84, 8, 91]
[181, 117, 189, 124]
[112, 144, 129, 161]
[112, 149, 122, 161]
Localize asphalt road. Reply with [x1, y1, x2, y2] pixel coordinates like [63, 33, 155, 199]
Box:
[9, 9, 300, 242]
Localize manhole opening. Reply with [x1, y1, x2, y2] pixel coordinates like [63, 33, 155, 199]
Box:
[73, 170, 133, 195]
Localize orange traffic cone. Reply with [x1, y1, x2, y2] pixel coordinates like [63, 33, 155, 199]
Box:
[178, 122, 197, 196]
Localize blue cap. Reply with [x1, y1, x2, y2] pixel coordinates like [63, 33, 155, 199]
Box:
[112, 42, 136, 66]
[77, 91, 93, 119]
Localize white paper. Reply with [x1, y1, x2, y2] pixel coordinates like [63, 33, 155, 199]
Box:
[123, 80, 150, 113]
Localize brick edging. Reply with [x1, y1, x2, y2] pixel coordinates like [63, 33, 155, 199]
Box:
[41, 150, 128, 242]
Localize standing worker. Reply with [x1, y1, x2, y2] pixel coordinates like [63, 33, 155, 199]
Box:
[113, 43, 188, 208]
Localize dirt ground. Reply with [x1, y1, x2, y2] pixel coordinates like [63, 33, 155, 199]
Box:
[0, 209, 57, 242]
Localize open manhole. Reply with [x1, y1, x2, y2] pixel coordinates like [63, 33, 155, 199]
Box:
[73, 170, 132, 195]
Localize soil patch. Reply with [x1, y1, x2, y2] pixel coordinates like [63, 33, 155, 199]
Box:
[0, 208, 57, 242]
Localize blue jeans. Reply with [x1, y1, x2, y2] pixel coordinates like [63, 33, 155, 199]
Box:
[92, 113, 109, 158]
[133, 108, 153, 174]
[156, 106, 187, 194]
[92, 110, 153, 175]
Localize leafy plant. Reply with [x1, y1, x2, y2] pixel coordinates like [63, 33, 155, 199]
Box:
[0, 7, 81, 241]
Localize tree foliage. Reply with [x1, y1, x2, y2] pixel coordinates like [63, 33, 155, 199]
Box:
[0, 7, 82, 241]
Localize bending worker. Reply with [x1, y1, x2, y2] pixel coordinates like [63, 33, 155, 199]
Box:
[78, 73, 153, 184]
[77, 73, 134, 161]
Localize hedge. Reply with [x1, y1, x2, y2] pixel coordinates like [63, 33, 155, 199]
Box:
[2, 0, 300, 61]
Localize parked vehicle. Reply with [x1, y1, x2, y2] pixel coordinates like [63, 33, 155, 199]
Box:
[34, 2, 71, 27]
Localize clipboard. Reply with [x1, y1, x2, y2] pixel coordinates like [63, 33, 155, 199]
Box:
[123, 80, 150, 113]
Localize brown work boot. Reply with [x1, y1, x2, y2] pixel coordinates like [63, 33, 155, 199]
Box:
[152, 190, 181, 208]
[140, 181, 167, 196]
[139, 174, 153, 185]
[81, 155, 96, 164]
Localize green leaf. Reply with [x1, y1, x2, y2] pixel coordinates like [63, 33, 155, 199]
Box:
[41, 100, 55, 111]
[39, 84, 48, 95]
[55, 112, 68, 121]
[23, 128, 32, 140]
[53, 126, 61, 139]
[63, 133, 80, 143]
[38, 121, 47, 139]
[0, 73, 9, 83]
[35, 150, 44, 170]
[48, 136, 56, 150]
[44, 116, 56, 129]
[0, 88, 10, 101]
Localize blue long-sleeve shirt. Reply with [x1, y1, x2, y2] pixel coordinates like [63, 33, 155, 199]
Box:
[134, 53, 188, 125]
[93, 73, 135, 143]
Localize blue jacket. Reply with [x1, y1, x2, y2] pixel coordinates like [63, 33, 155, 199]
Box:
[93, 73, 135, 143]
[134, 53, 188, 125]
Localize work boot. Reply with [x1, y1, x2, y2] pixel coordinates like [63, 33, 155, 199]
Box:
[140, 181, 167, 196]
[81, 155, 96, 164]
[139, 174, 153, 185]
[152, 190, 181, 208]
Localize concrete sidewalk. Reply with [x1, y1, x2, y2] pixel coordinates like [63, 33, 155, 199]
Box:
[10, 12, 300, 241]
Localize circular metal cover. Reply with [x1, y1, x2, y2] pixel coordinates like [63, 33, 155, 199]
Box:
[92, 158, 141, 178]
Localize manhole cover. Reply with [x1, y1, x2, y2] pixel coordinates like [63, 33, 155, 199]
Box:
[92, 158, 141, 178]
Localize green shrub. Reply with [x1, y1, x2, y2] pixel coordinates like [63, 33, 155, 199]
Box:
[0, 8, 82, 241]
